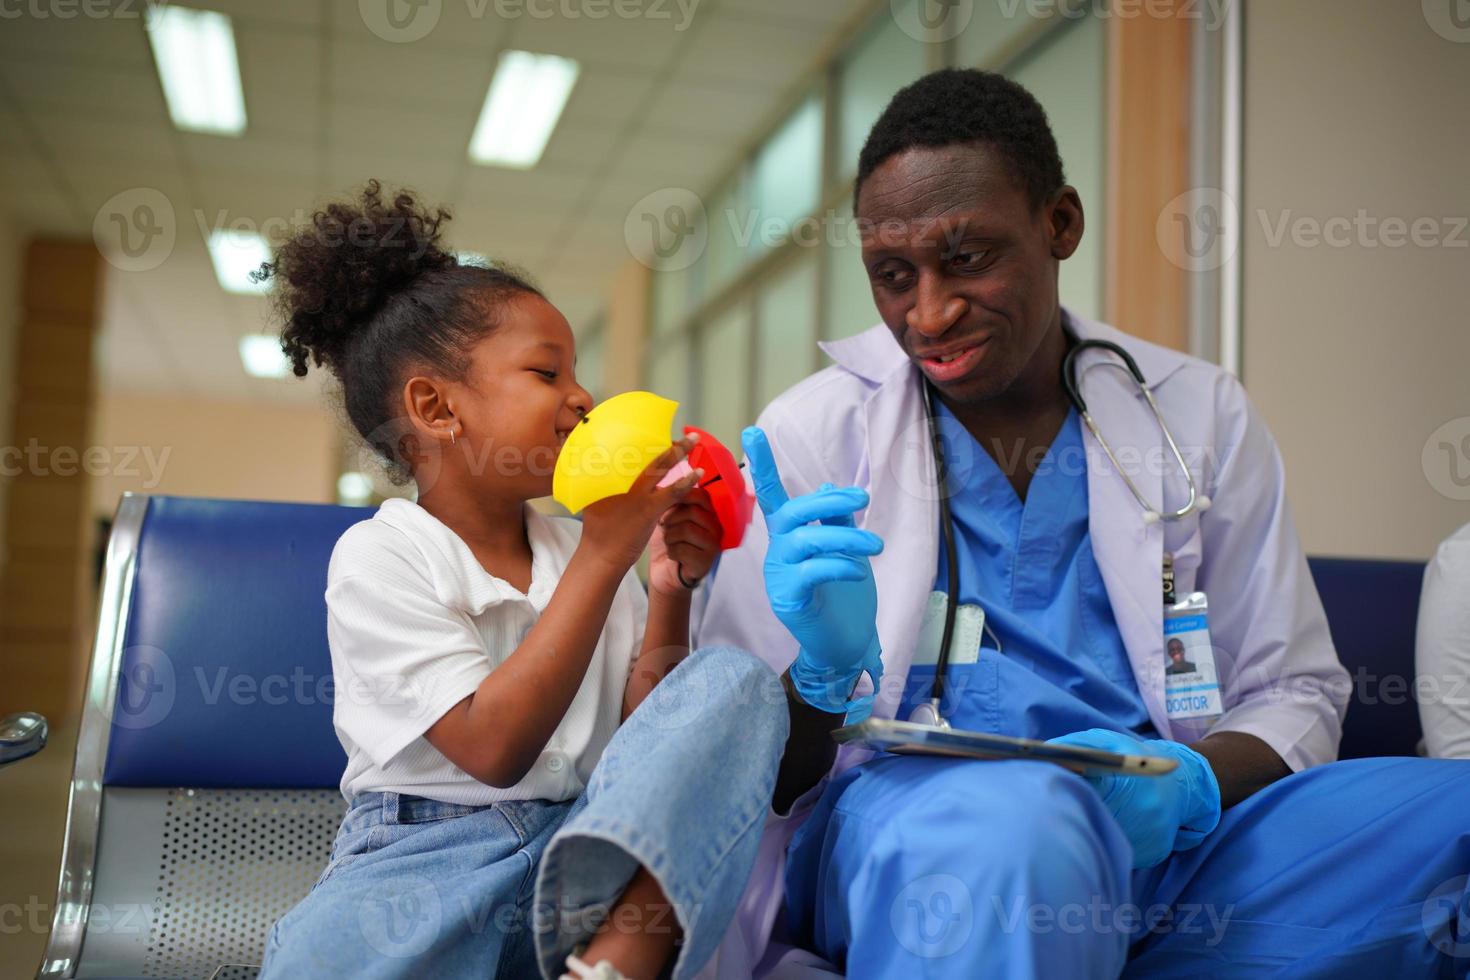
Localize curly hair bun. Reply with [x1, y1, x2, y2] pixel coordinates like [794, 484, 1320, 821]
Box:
[267, 180, 458, 377]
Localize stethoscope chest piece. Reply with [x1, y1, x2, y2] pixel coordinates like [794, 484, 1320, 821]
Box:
[908, 699, 950, 729]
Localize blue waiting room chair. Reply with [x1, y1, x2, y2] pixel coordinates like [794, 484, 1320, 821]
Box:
[1306, 556, 1429, 760]
[32, 494, 370, 980]
[17, 495, 1432, 978]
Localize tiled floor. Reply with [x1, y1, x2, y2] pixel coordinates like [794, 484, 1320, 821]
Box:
[1, 715, 78, 980]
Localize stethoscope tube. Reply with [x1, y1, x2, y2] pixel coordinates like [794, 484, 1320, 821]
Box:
[924, 381, 961, 721]
[1062, 339, 1210, 525]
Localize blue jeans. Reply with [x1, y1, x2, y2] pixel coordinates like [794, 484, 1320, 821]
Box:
[261, 647, 788, 979]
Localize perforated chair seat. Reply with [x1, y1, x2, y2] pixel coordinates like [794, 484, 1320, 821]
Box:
[78, 789, 343, 979]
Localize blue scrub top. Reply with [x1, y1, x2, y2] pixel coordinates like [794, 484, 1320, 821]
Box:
[900, 401, 1155, 740]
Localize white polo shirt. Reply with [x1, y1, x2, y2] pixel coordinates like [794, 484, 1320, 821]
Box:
[326, 498, 646, 805]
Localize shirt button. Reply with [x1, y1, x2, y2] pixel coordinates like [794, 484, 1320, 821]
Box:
[546, 754, 566, 773]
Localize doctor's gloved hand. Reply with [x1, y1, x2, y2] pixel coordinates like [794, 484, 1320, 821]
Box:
[742, 426, 884, 717]
[1047, 728, 1222, 869]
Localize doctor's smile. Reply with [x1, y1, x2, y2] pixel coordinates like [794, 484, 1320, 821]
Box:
[911, 335, 992, 384]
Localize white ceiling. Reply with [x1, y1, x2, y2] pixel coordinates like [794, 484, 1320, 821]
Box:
[0, 0, 869, 404]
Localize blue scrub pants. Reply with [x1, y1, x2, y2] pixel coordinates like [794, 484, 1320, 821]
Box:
[785, 755, 1470, 978]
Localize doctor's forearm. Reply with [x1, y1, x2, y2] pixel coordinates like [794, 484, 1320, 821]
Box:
[772, 668, 843, 815]
[1189, 731, 1292, 809]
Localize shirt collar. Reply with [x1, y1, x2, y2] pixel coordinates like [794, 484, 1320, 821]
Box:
[375, 498, 560, 615]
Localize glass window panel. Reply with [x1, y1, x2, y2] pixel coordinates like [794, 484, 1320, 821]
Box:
[576, 325, 605, 401]
[836, 4, 927, 181]
[755, 254, 819, 412]
[696, 302, 752, 450]
[703, 176, 747, 299]
[651, 267, 690, 336]
[749, 95, 824, 261]
[1010, 13, 1105, 320]
[957, 1, 1056, 69]
[823, 200, 881, 343]
[648, 333, 691, 431]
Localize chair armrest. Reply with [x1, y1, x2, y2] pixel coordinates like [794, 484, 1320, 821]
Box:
[0, 711, 48, 769]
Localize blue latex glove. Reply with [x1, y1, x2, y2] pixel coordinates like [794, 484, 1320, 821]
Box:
[1047, 728, 1222, 869]
[742, 426, 884, 716]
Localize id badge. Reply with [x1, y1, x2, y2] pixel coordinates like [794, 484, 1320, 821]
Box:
[913, 590, 985, 668]
[1163, 592, 1222, 721]
[902, 591, 988, 722]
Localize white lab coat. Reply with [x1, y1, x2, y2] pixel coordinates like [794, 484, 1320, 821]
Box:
[692, 311, 1350, 979]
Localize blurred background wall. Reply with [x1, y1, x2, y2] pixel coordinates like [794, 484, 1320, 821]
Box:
[87, 391, 339, 509]
[1242, 0, 1470, 561]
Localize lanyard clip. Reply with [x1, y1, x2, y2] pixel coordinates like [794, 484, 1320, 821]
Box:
[1163, 552, 1178, 607]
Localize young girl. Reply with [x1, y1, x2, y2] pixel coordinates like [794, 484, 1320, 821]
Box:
[258, 182, 788, 980]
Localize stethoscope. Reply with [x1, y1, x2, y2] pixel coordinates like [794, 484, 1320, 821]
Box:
[908, 338, 1211, 729]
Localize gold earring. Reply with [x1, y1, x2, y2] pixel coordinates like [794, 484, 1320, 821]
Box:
[450, 428, 457, 446]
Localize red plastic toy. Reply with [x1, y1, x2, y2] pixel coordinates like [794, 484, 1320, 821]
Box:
[684, 426, 754, 550]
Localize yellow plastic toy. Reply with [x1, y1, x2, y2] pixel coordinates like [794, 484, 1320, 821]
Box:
[552, 391, 678, 513]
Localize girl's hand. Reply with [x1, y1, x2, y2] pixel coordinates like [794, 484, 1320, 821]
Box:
[578, 437, 703, 574]
[649, 487, 721, 597]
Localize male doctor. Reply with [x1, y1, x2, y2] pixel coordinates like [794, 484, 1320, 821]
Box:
[696, 70, 1470, 978]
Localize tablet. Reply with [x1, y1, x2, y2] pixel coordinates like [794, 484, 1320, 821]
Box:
[832, 718, 1179, 777]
